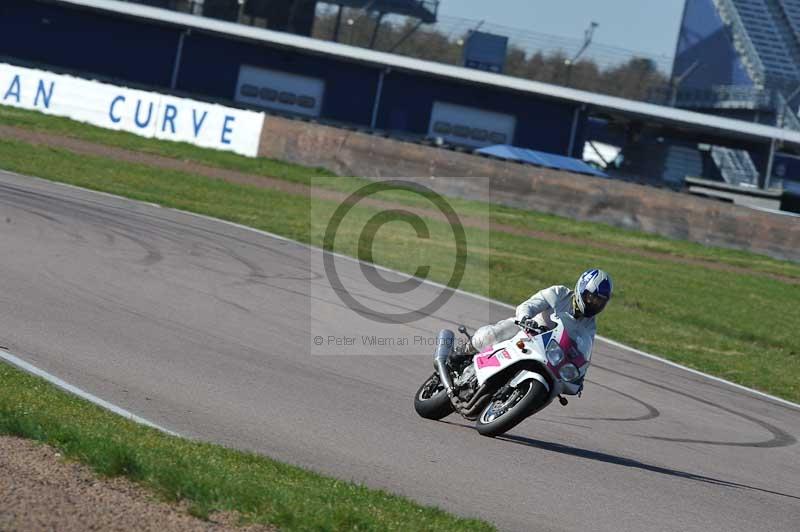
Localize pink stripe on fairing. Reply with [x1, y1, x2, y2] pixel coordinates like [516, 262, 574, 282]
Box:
[558, 331, 571, 352]
[476, 353, 501, 369]
[556, 331, 587, 368]
[479, 346, 494, 355]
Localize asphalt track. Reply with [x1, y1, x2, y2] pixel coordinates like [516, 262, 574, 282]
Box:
[0, 170, 798, 532]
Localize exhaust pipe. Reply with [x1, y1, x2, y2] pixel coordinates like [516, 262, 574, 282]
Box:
[433, 329, 456, 396]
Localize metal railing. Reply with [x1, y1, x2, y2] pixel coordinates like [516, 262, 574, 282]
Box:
[649, 83, 800, 131]
[711, 146, 760, 186]
[649, 84, 776, 109]
[776, 90, 800, 130]
[119, 1, 203, 15]
[778, 0, 800, 45]
[713, 0, 767, 87]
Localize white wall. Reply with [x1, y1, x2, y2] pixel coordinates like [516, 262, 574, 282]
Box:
[0, 62, 265, 157]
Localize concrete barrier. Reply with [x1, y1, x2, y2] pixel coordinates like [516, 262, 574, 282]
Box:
[258, 115, 800, 263]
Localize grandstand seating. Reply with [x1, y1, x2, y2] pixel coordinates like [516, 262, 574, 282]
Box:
[678, 0, 800, 95]
[672, 0, 800, 186]
[711, 145, 761, 185]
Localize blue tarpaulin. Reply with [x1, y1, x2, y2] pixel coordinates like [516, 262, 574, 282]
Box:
[476, 145, 607, 177]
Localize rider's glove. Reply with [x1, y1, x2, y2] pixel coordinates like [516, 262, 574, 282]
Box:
[518, 317, 544, 334]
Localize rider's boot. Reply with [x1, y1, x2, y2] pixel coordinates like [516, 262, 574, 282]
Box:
[448, 341, 477, 367]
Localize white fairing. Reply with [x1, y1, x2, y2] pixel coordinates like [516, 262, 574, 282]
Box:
[473, 329, 545, 387]
[509, 370, 550, 392]
[472, 315, 589, 397]
[472, 285, 596, 362]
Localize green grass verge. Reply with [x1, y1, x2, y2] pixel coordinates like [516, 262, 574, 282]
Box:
[0, 105, 335, 183]
[0, 362, 492, 531]
[0, 107, 798, 528]
[3, 104, 799, 281]
[0, 135, 797, 403]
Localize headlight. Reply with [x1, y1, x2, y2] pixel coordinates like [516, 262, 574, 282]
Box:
[559, 363, 581, 382]
[545, 339, 564, 366]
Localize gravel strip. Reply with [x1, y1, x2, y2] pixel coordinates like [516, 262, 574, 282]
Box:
[0, 436, 275, 532]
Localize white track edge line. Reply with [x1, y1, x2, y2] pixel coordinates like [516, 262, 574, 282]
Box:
[10, 172, 800, 411]
[161, 208, 800, 411]
[595, 337, 800, 410]
[0, 348, 181, 436]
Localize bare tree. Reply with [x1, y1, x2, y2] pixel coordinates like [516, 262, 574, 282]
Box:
[312, 10, 668, 102]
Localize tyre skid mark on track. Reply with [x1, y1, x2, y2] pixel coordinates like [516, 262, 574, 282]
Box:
[496, 433, 800, 501]
[441, 419, 800, 501]
[2, 182, 322, 303]
[596, 349, 800, 414]
[0, 182, 299, 279]
[590, 364, 797, 448]
[597, 337, 800, 412]
[532, 417, 595, 430]
[568, 379, 661, 422]
[4, 179, 797, 442]
[2, 172, 800, 531]
[0, 186, 170, 266]
[6, 179, 795, 447]
[24, 260, 411, 397]
[0, 197, 87, 244]
[104, 227, 164, 266]
[1, 181, 426, 323]
[0, 181, 315, 274]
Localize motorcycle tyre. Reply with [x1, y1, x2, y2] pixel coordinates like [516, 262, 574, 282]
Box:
[475, 379, 549, 437]
[414, 372, 455, 420]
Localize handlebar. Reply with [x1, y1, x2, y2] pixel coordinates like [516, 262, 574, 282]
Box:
[514, 317, 549, 335]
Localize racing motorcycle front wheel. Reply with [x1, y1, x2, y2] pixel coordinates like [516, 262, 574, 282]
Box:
[414, 372, 455, 420]
[475, 379, 549, 437]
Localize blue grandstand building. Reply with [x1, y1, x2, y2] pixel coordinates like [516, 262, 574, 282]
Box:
[669, 0, 800, 186]
[5, 0, 800, 201]
[673, 0, 800, 127]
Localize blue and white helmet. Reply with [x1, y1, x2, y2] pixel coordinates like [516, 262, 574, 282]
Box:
[573, 269, 613, 318]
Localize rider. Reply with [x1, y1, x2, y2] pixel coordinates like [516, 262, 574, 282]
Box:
[451, 269, 613, 364]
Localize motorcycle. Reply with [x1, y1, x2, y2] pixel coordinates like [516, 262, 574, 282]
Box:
[413, 314, 588, 437]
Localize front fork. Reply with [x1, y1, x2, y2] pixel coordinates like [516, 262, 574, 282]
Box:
[433, 329, 456, 397]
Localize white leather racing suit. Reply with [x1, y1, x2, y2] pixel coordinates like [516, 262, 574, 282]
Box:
[471, 285, 597, 362]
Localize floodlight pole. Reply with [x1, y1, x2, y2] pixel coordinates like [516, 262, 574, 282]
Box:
[461, 19, 484, 43]
[571, 21, 598, 64]
[388, 20, 424, 52]
[765, 137, 777, 189]
[669, 60, 701, 106]
[369, 11, 386, 49]
[565, 21, 598, 87]
[332, 4, 344, 42]
[170, 29, 190, 90]
[237, 0, 247, 24]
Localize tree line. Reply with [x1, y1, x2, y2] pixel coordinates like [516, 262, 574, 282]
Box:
[313, 9, 669, 102]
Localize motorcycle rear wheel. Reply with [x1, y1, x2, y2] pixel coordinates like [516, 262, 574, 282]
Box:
[414, 372, 455, 420]
[475, 379, 548, 437]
